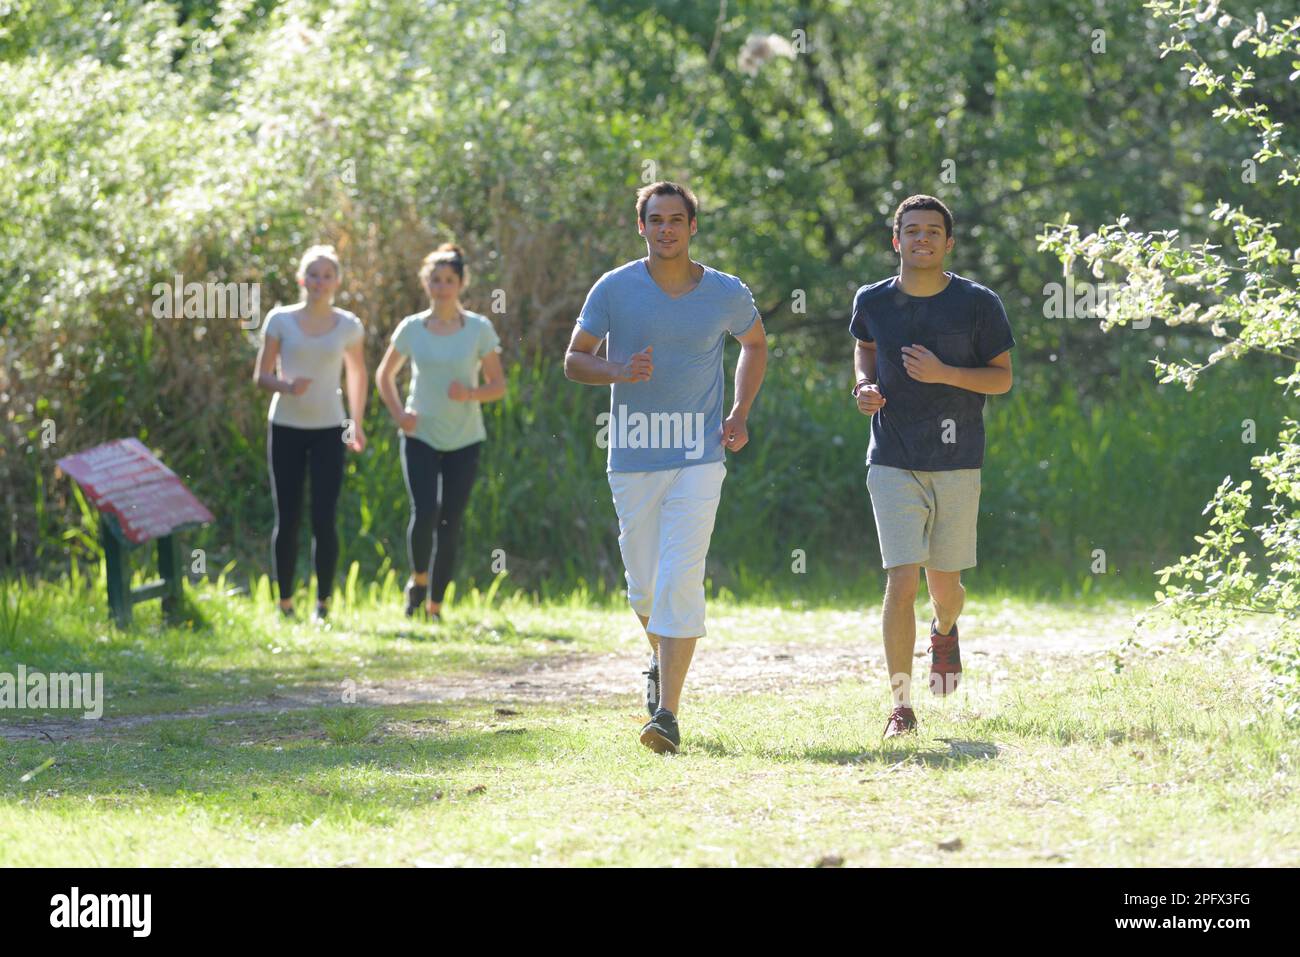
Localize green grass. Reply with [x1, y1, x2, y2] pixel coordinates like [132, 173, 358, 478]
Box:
[0, 579, 1296, 866]
[0, 572, 623, 719]
[318, 708, 385, 745]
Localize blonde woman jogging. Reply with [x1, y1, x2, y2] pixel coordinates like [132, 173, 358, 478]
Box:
[253, 245, 367, 623]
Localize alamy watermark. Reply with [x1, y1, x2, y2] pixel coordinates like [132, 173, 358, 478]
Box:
[1, 666, 104, 719]
[151, 274, 262, 329]
[50, 887, 151, 937]
[596, 405, 707, 460]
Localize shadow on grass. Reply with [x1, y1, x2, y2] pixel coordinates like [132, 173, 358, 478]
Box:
[0, 709, 553, 824]
[688, 736, 1000, 767]
[511, 631, 575, 644]
[359, 624, 574, 645]
[809, 738, 1000, 767]
[365, 625, 444, 642]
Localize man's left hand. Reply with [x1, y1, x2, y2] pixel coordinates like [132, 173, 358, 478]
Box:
[722, 412, 749, 453]
[901, 344, 950, 385]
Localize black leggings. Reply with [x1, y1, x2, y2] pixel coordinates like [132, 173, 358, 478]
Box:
[401, 436, 482, 603]
[268, 423, 345, 603]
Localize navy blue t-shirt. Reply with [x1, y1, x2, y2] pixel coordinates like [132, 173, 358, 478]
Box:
[849, 273, 1015, 471]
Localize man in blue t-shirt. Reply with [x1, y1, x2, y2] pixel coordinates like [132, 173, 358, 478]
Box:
[850, 194, 1016, 740]
[565, 181, 768, 755]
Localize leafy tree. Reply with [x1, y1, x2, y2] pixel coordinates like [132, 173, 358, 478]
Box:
[1040, 0, 1300, 718]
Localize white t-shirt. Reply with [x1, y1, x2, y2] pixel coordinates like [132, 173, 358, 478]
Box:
[263, 306, 365, 428]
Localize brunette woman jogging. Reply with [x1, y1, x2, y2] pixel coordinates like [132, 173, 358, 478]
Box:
[253, 245, 368, 623]
[376, 244, 506, 621]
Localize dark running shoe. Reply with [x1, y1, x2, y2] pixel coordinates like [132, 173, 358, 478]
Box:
[311, 603, 329, 624]
[640, 708, 680, 754]
[883, 706, 918, 739]
[404, 579, 428, 618]
[929, 619, 962, 697]
[643, 652, 660, 717]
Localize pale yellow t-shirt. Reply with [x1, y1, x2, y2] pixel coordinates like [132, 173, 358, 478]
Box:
[263, 306, 365, 428]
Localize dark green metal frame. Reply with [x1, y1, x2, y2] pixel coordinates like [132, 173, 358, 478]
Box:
[100, 513, 193, 627]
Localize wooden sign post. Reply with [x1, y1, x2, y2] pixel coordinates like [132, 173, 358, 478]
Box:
[57, 439, 214, 627]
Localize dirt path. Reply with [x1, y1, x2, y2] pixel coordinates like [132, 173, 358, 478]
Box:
[0, 611, 1203, 743]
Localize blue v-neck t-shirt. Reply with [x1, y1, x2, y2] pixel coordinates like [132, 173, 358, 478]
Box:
[577, 259, 759, 473]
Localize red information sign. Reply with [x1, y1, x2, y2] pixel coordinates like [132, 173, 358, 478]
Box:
[57, 438, 214, 544]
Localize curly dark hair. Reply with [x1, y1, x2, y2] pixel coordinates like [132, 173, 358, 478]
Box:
[893, 194, 953, 238]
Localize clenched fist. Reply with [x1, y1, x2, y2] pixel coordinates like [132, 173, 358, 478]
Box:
[855, 381, 886, 415]
[619, 345, 654, 383]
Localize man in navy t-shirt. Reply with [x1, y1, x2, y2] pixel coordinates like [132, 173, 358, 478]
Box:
[850, 194, 1015, 740]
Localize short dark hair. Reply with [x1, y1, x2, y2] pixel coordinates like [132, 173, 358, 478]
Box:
[893, 194, 953, 238]
[636, 181, 698, 224]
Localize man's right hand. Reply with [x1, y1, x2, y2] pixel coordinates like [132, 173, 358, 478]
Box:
[855, 382, 886, 415]
[618, 346, 653, 383]
[288, 377, 313, 396]
[397, 410, 418, 434]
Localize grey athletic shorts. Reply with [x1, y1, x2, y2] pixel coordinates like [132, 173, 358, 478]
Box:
[866, 464, 981, 570]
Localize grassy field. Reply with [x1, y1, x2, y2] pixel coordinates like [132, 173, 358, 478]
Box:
[0, 578, 1296, 867]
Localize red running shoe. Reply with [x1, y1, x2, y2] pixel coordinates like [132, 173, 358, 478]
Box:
[929, 619, 962, 696]
[883, 705, 917, 739]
